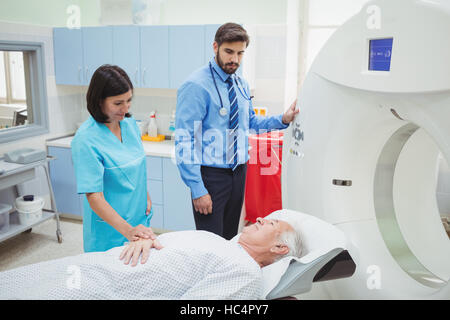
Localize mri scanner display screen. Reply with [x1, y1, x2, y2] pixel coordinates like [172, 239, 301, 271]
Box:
[369, 38, 393, 71]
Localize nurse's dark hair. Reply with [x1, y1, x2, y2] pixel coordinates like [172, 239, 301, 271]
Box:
[86, 64, 133, 123]
[215, 22, 250, 48]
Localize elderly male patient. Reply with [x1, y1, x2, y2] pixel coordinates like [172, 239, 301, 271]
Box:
[0, 217, 302, 300]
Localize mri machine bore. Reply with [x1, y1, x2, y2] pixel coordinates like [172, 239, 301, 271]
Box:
[282, 0, 450, 299]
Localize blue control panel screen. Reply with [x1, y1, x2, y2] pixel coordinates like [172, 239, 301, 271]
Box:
[369, 38, 393, 71]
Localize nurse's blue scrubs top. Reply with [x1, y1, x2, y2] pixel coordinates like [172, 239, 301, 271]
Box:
[71, 116, 151, 252]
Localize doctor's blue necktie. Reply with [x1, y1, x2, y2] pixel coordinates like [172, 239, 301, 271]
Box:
[226, 76, 239, 171]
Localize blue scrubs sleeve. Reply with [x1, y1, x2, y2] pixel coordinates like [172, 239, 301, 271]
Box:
[71, 136, 104, 194]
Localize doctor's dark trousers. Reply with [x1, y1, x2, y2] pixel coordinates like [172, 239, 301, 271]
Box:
[192, 164, 247, 240]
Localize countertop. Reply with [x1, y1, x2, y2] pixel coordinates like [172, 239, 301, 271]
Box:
[46, 135, 175, 158]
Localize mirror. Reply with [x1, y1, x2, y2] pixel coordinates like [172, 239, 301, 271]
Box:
[0, 50, 32, 130]
[0, 41, 49, 144]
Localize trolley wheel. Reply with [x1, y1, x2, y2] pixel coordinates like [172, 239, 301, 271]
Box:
[56, 230, 63, 243]
[23, 228, 32, 234]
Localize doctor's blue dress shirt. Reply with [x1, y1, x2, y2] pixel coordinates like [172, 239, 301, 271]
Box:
[175, 58, 288, 199]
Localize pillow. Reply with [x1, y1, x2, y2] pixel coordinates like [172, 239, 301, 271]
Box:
[233, 209, 348, 299]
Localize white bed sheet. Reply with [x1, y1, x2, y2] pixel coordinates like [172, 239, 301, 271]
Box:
[0, 230, 263, 300]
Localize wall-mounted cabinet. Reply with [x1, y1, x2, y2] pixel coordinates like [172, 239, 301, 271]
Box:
[113, 25, 141, 87]
[168, 25, 205, 89]
[53, 27, 114, 85]
[140, 25, 169, 88]
[53, 24, 220, 89]
[53, 28, 84, 85]
[82, 26, 114, 84]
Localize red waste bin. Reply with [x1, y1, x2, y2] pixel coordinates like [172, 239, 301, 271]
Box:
[245, 131, 284, 223]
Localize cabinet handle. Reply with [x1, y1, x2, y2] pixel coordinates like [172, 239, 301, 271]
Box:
[142, 67, 147, 86]
[135, 68, 138, 85]
[78, 66, 82, 83]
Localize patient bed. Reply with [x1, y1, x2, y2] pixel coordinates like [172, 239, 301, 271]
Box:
[0, 210, 355, 300]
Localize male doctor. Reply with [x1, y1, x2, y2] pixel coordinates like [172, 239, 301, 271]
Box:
[176, 22, 298, 240]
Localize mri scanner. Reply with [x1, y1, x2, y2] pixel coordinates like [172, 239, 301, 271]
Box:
[282, 0, 450, 299]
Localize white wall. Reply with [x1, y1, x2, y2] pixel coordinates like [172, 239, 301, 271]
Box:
[0, 0, 291, 28]
[159, 0, 289, 25]
[0, 0, 101, 27]
[247, 24, 296, 117]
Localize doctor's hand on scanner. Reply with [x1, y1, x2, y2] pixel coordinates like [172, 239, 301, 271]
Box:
[281, 99, 299, 125]
[193, 194, 213, 215]
[119, 238, 164, 267]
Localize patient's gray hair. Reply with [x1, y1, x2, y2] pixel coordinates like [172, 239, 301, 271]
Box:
[272, 218, 303, 262]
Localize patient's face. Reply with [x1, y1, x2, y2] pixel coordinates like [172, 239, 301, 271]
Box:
[241, 218, 293, 247]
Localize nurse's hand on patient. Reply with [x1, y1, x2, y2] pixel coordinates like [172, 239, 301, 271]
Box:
[119, 238, 164, 267]
[282, 99, 299, 125]
[193, 194, 213, 215]
[146, 195, 152, 216]
[126, 224, 157, 242]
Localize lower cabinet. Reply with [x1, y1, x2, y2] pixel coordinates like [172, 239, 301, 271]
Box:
[48, 146, 84, 218]
[48, 146, 194, 231]
[146, 156, 195, 231]
[149, 203, 164, 230]
[162, 157, 195, 231]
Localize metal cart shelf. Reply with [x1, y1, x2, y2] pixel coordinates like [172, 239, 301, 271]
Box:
[0, 156, 62, 243]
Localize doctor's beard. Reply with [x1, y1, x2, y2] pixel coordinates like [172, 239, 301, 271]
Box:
[216, 52, 239, 74]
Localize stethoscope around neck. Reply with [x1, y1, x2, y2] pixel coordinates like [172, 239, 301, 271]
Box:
[209, 61, 253, 117]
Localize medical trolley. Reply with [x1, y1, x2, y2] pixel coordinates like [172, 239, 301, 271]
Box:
[0, 156, 62, 244]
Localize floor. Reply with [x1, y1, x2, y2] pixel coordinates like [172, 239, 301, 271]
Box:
[0, 217, 84, 272]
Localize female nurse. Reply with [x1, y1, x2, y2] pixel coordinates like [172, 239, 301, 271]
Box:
[72, 64, 160, 253]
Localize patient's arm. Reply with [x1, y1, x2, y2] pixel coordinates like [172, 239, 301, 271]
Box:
[119, 238, 164, 267]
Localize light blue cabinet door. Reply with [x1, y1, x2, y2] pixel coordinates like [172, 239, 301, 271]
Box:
[169, 25, 205, 89]
[140, 26, 169, 88]
[146, 156, 163, 180]
[53, 28, 84, 85]
[48, 147, 83, 217]
[149, 204, 164, 229]
[113, 25, 140, 87]
[147, 179, 163, 205]
[162, 158, 195, 231]
[82, 26, 113, 84]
